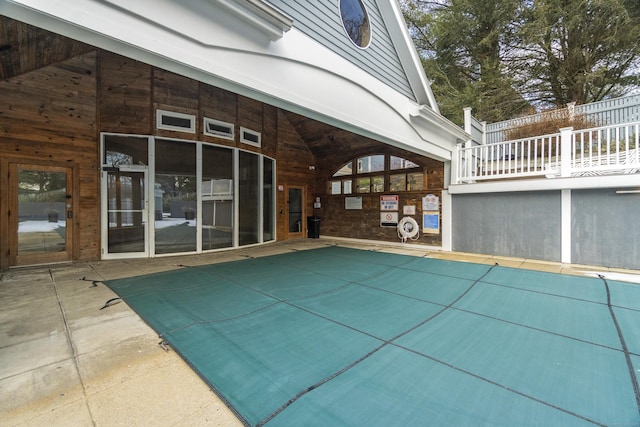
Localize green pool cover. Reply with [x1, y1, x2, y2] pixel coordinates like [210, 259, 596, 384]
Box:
[106, 246, 640, 426]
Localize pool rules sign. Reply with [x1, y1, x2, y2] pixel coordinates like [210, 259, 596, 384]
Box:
[422, 194, 440, 234]
[380, 195, 398, 227]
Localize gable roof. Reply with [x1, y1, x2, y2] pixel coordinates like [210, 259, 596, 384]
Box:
[0, 0, 467, 160]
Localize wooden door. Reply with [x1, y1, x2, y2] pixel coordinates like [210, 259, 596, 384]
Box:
[9, 164, 74, 266]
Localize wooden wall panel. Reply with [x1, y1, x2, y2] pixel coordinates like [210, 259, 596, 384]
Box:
[261, 104, 278, 159]
[0, 16, 93, 80]
[98, 51, 152, 134]
[237, 95, 263, 153]
[200, 84, 237, 148]
[275, 110, 316, 239]
[0, 51, 99, 267]
[153, 69, 199, 139]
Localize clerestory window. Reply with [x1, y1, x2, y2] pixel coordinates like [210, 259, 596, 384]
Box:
[330, 154, 423, 195]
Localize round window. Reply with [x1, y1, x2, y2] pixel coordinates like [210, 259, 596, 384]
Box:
[339, 0, 371, 48]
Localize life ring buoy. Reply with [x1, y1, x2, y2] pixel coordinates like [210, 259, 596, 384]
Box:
[398, 216, 419, 241]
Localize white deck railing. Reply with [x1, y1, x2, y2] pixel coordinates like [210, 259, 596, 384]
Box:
[455, 121, 640, 183]
[481, 94, 640, 144]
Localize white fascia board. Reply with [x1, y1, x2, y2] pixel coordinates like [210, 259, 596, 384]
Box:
[213, 0, 293, 40]
[0, 0, 458, 161]
[448, 174, 640, 194]
[376, 0, 438, 112]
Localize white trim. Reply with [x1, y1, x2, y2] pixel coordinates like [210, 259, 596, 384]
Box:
[203, 117, 235, 140]
[240, 126, 261, 147]
[214, 0, 293, 40]
[448, 174, 640, 194]
[320, 235, 442, 252]
[561, 189, 571, 264]
[156, 109, 196, 133]
[441, 189, 452, 251]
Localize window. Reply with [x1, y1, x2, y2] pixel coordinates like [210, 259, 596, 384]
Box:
[371, 176, 384, 192]
[154, 139, 197, 254]
[408, 173, 424, 191]
[339, 0, 371, 48]
[240, 127, 261, 147]
[329, 155, 422, 194]
[390, 174, 406, 192]
[204, 118, 234, 140]
[333, 162, 353, 177]
[330, 181, 342, 195]
[357, 155, 384, 173]
[156, 109, 196, 133]
[357, 177, 370, 193]
[343, 179, 352, 194]
[390, 156, 419, 170]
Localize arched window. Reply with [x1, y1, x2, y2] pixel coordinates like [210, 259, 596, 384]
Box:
[339, 0, 371, 48]
[330, 154, 423, 194]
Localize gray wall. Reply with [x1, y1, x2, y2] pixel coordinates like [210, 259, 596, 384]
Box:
[266, 0, 414, 99]
[572, 189, 640, 270]
[452, 192, 561, 262]
[452, 189, 640, 269]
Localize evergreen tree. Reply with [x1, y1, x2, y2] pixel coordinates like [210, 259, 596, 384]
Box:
[402, 0, 640, 123]
[518, 0, 640, 106]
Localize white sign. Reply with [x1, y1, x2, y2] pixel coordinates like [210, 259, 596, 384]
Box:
[380, 195, 399, 211]
[403, 205, 416, 215]
[380, 212, 399, 227]
[345, 197, 362, 210]
[422, 194, 439, 211]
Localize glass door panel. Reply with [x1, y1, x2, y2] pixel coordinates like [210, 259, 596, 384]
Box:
[288, 187, 303, 235]
[202, 145, 234, 250]
[155, 139, 197, 254]
[239, 151, 259, 246]
[13, 165, 72, 265]
[105, 170, 147, 255]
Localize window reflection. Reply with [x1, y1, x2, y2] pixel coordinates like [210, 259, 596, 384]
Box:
[339, 0, 371, 48]
[155, 139, 197, 254]
[202, 145, 233, 250]
[239, 151, 259, 245]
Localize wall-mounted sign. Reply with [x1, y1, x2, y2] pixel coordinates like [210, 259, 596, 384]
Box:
[403, 205, 416, 215]
[381, 212, 398, 227]
[422, 194, 439, 211]
[380, 195, 399, 211]
[423, 211, 440, 234]
[345, 196, 363, 210]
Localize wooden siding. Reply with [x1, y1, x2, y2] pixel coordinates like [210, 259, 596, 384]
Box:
[266, 0, 414, 100]
[98, 51, 152, 134]
[0, 16, 93, 80]
[0, 18, 444, 268]
[0, 51, 99, 268]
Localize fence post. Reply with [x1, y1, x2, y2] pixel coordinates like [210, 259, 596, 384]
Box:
[451, 143, 461, 184]
[463, 107, 472, 134]
[559, 127, 573, 177]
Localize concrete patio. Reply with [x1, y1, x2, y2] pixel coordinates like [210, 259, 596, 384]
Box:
[2, 238, 639, 427]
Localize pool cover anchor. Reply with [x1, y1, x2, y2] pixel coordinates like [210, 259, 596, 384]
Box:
[158, 338, 171, 352]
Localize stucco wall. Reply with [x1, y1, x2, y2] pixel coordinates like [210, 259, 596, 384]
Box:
[572, 189, 640, 270]
[452, 192, 561, 262]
